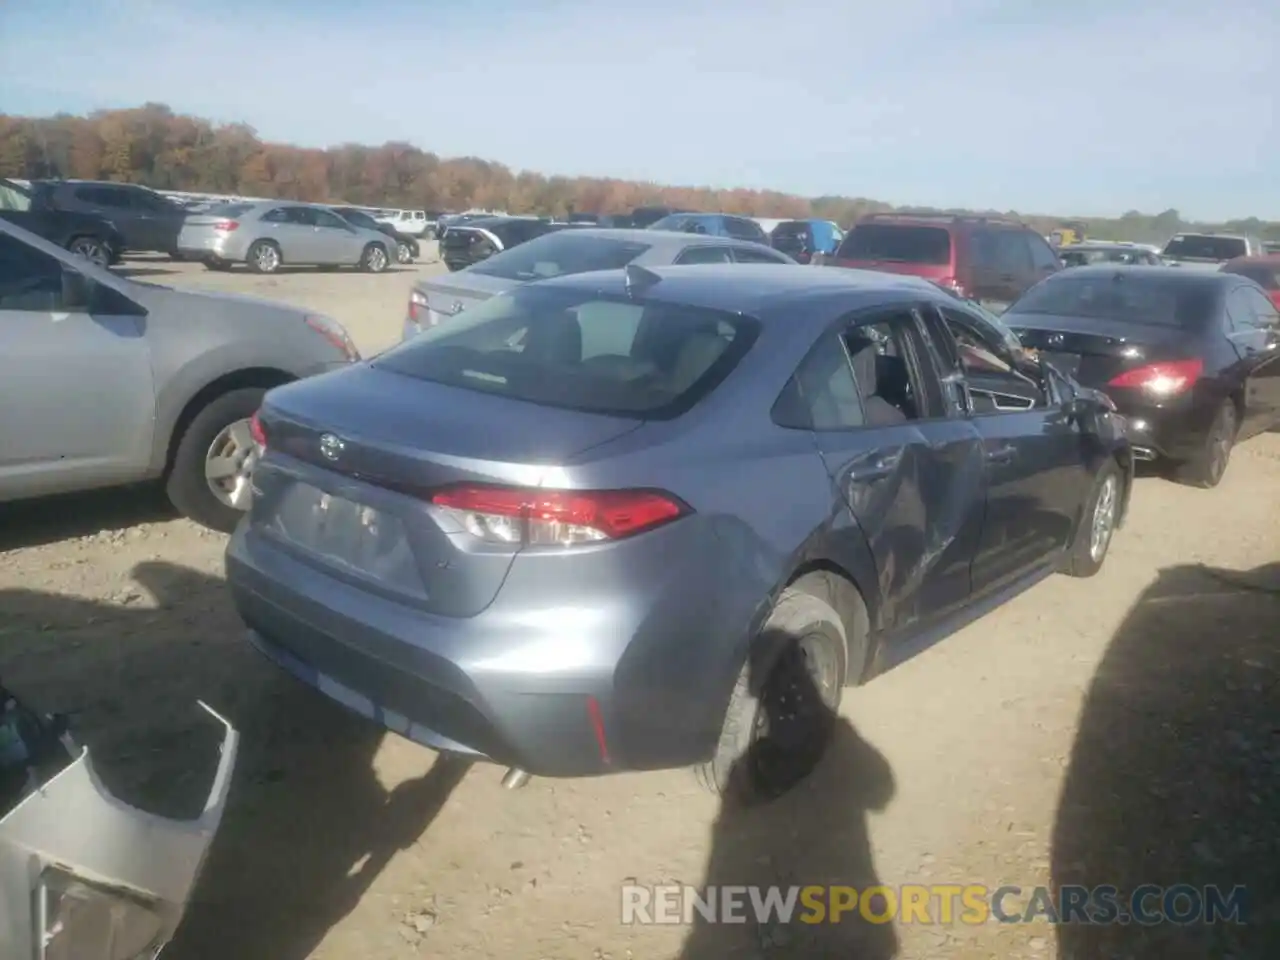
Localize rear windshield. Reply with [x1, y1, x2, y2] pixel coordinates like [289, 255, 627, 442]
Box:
[374, 285, 759, 419]
[1009, 275, 1217, 328]
[1060, 247, 1146, 267]
[207, 202, 256, 218]
[835, 224, 952, 265]
[469, 232, 651, 281]
[1222, 262, 1280, 290]
[1162, 235, 1247, 261]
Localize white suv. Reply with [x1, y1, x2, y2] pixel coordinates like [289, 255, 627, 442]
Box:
[375, 209, 428, 237]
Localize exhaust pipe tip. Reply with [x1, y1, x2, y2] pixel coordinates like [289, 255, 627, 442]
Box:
[501, 767, 531, 790]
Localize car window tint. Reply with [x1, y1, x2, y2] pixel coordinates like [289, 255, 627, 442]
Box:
[723, 217, 765, 242]
[836, 224, 952, 265]
[76, 186, 131, 208]
[1027, 234, 1060, 270]
[675, 245, 732, 265]
[1162, 235, 1247, 261]
[471, 233, 651, 280]
[773, 331, 864, 430]
[1010, 274, 1217, 329]
[373, 286, 759, 419]
[991, 230, 1033, 272]
[313, 209, 350, 229]
[731, 246, 787, 264]
[0, 182, 31, 212]
[0, 232, 69, 311]
[260, 207, 289, 223]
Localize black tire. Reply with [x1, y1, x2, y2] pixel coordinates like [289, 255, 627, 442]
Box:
[204, 258, 232, 272]
[1172, 400, 1236, 489]
[360, 242, 390, 273]
[696, 574, 857, 803]
[167, 250, 187, 262]
[66, 235, 110, 268]
[246, 239, 282, 274]
[1062, 458, 1123, 578]
[165, 387, 268, 533]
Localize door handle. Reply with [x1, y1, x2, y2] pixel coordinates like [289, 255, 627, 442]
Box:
[848, 452, 902, 483]
[985, 444, 1016, 464]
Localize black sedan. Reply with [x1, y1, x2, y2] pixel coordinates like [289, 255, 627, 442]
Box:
[331, 206, 418, 265]
[1004, 266, 1280, 487]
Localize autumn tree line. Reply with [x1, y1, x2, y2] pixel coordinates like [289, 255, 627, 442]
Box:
[2, 103, 1277, 245]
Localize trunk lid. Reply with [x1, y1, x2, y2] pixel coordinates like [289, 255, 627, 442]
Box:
[251, 364, 642, 616]
[1005, 313, 1185, 387]
[413, 272, 516, 321]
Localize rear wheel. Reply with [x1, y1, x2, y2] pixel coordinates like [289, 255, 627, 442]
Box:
[1172, 399, 1236, 488]
[697, 577, 854, 803]
[396, 240, 414, 264]
[246, 239, 282, 274]
[165, 387, 269, 533]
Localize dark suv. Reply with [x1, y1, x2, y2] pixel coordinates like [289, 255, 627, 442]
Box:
[37, 180, 190, 257]
[0, 178, 124, 266]
[824, 214, 1062, 312]
[440, 217, 570, 272]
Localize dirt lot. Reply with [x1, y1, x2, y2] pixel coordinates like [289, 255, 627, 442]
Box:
[2, 253, 1277, 959]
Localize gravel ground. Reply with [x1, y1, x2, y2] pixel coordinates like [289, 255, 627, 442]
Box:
[1, 250, 1277, 959]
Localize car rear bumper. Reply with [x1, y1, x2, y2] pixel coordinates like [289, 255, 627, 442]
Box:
[225, 520, 752, 777]
[1111, 391, 1219, 461]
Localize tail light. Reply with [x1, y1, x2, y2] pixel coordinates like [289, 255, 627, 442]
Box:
[937, 276, 970, 298]
[249, 411, 267, 451]
[409, 290, 428, 324]
[429, 484, 688, 546]
[213, 219, 239, 232]
[1108, 358, 1203, 396]
[304, 315, 360, 361]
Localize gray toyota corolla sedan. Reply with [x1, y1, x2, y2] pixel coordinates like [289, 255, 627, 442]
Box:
[227, 264, 1132, 799]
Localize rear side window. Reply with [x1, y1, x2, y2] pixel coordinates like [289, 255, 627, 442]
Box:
[1009, 275, 1217, 329]
[469, 233, 651, 280]
[374, 286, 759, 419]
[723, 217, 766, 242]
[75, 186, 132, 208]
[836, 224, 952, 265]
[676, 246, 732, 265]
[1222, 262, 1280, 290]
[1162, 235, 1247, 261]
[732, 246, 788, 264]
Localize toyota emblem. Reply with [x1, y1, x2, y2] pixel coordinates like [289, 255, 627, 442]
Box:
[449, 300, 464, 316]
[319, 433, 345, 461]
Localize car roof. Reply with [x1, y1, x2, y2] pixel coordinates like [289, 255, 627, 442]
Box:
[527, 263, 944, 320]
[547, 227, 763, 249]
[1042, 264, 1232, 286]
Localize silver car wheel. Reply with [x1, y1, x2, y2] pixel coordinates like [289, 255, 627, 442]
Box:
[255, 244, 280, 273]
[70, 237, 110, 267]
[367, 246, 388, 272]
[1088, 474, 1118, 563]
[396, 242, 412, 264]
[204, 418, 259, 510]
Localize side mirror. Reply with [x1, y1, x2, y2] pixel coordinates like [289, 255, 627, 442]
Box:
[61, 267, 92, 311]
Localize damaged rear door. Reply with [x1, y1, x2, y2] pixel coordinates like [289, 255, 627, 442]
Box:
[806, 305, 986, 635]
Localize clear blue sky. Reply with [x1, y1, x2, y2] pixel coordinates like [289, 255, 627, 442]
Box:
[2, 0, 1276, 220]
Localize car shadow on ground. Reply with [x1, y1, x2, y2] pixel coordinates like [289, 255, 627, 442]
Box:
[0, 561, 466, 960]
[113, 265, 184, 278]
[676, 629, 900, 959]
[1052, 560, 1280, 958]
[0, 486, 177, 551]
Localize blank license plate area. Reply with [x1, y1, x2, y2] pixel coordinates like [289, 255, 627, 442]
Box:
[271, 480, 414, 584]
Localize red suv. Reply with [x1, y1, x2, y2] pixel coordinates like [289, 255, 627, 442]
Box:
[823, 214, 1062, 311]
[1220, 255, 1280, 310]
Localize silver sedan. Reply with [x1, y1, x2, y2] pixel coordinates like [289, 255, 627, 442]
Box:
[0, 217, 359, 531]
[177, 200, 397, 274]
